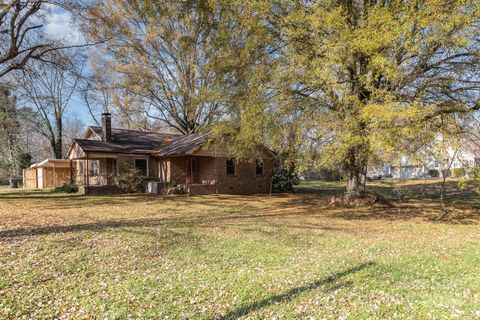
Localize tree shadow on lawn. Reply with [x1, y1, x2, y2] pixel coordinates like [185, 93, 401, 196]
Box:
[218, 261, 375, 320]
[0, 185, 480, 235]
[294, 180, 480, 223]
[0, 208, 348, 240]
[0, 217, 168, 239]
[0, 191, 318, 213]
[299, 180, 478, 202]
[0, 190, 85, 200]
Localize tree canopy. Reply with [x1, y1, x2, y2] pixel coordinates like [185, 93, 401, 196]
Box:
[83, 0, 224, 134]
[213, 0, 480, 193]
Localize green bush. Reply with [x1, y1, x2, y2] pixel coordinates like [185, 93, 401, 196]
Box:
[428, 169, 440, 178]
[458, 168, 480, 194]
[57, 183, 79, 193]
[116, 168, 144, 193]
[272, 160, 299, 192]
[453, 168, 466, 178]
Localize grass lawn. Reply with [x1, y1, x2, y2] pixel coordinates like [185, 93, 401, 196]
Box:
[0, 180, 479, 319]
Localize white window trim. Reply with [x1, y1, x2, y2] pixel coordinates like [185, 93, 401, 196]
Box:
[90, 160, 99, 177]
[134, 158, 149, 177]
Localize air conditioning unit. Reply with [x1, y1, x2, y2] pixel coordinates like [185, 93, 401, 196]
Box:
[147, 181, 165, 194]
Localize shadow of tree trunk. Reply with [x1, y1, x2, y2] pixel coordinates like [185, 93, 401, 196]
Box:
[218, 261, 376, 320]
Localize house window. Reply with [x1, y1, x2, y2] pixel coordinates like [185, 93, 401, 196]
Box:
[112, 159, 117, 174]
[79, 161, 84, 174]
[255, 159, 264, 176]
[89, 160, 99, 177]
[135, 158, 148, 176]
[107, 159, 117, 175]
[226, 158, 235, 176]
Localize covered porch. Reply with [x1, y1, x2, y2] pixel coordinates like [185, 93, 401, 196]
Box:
[158, 156, 218, 195]
[71, 154, 119, 193]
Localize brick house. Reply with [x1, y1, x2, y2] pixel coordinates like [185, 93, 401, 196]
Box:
[65, 113, 274, 195]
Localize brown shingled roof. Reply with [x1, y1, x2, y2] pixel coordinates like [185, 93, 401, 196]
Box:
[72, 127, 180, 155]
[89, 126, 178, 145]
[156, 134, 209, 157]
[73, 139, 152, 154]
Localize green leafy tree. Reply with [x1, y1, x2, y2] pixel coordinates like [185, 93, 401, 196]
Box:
[214, 0, 480, 195]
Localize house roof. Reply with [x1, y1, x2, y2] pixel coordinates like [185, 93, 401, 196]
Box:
[88, 126, 179, 146]
[68, 126, 274, 159]
[73, 139, 155, 154]
[69, 127, 180, 156]
[156, 134, 209, 157]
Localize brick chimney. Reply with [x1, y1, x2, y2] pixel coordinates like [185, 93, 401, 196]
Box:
[101, 113, 112, 142]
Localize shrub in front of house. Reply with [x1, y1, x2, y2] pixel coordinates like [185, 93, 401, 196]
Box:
[57, 183, 79, 193]
[272, 161, 300, 192]
[116, 168, 144, 193]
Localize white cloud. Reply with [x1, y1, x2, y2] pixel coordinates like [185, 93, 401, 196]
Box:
[43, 7, 84, 44]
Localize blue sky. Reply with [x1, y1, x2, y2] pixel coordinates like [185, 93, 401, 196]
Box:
[44, 5, 95, 126]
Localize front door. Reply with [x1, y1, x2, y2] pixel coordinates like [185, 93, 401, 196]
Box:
[186, 158, 198, 184]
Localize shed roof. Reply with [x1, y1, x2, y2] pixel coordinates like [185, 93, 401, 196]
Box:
[31, 159, 72, 168]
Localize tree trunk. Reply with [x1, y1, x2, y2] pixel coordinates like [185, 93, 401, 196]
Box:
[51, 116, 63, 159]
[345, 144, 368, 194]
[52, 139, 62, 159]
[347, 167, 365, 193]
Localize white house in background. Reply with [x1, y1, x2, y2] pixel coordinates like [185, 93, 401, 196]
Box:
[368, 139, 480, 179]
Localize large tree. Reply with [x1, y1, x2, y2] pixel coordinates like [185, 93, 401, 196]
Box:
[216, 0, 480, 194]
[83, 0, 223, 134]
[0, 84, 22, 178]
[16, 50, 84, 159]
[0, 0, 50, 78]
[1, 0, 77, 79]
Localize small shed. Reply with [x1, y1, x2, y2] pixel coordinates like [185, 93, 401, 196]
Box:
[23, 159, 75, 189]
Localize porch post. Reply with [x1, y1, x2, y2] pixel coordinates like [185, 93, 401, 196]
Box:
[85, 153, 90, 194]
[53, 162, 56, 189]
[185, 158, 189, 186]
[191, 157, 194, 184]
[69, 160, 73, 184]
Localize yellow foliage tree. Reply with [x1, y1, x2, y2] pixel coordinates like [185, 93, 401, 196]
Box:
[214, 0, 480, 194]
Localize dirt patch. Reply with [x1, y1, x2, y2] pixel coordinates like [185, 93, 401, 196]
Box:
[329, 190, 393, 207]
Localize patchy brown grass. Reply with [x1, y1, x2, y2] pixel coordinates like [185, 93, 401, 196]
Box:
[0, 181, 479, 319]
